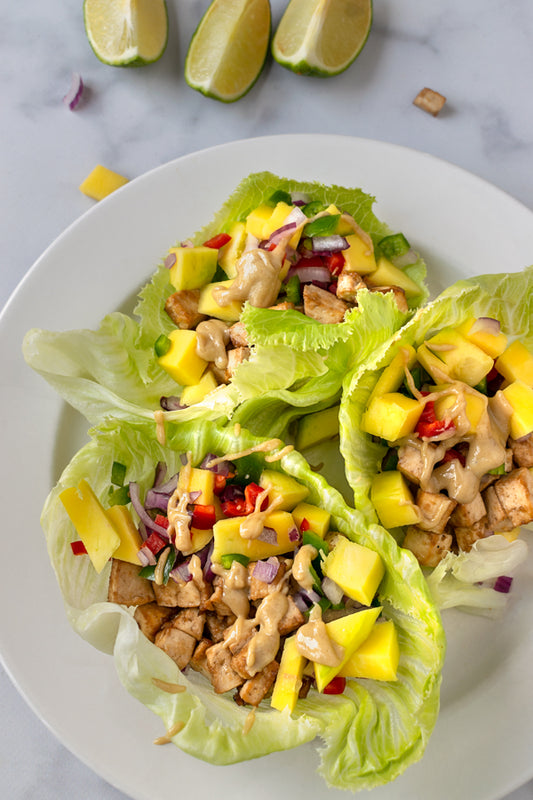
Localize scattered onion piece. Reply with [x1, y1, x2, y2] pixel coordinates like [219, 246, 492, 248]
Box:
[63, 72, 84, 110]
[253, 557, 279, 583]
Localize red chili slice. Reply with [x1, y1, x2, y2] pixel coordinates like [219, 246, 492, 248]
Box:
[300, 517, 310, 532]
[213, 474, 227, 495]
[70, 540, 87, 555]
[324, 252, 345, 276]
[244, 482, 268, 513]
[415, 399, 455, 439]
[203, 233, 231, 249]
[144, 531, 168, 555]
[221, 498, 249, 517]
[323, 676, 346, 695]
[154, 514, 169, 529]
[191, 504, 216, 530]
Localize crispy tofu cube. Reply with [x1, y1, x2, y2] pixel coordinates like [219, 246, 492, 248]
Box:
[303, 284, 349, 324]
[224, 347, 250, 381]
[450, 493, 486, 527]
[231, 641, 254, 680]
[205, 612, 229, 643]
[415, 489, 457, 534]
[164, 290, 206, 330]
[413, 87, 447, 117]
[268, 301, 295, 311]
[107, 559, 155, 606]
[189, 638, 212, 679]
[483, 485, 514, 532]
[155, 627, 196, 670]
[172, 608, 206, 640]
[454, 519, 489, 552]
[397, 441, 440, 485]
[134, 602, 175, 642]
[206, 642, 244, 693]
[493, 468, 533, 527]
[336, 270, 366, 302]
[403, 526, 453, 567]
[206, 583, 233, 617]
[228, 321, 249, 348]
[154, 577, 201, 608]
[248, 558, 284, 601]
[510, 433, 533, 468]
[278, 596, 305, 636]
[238, 660, 279, 706]
[368, 285, 409, 313]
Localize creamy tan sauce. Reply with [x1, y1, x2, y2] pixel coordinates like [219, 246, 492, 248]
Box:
[223, 615, 257, 653]
[213, 248, 284, 309]
[264, 444, 295, 463]
[246, 591, 288, 676]
[195, 319, 230, 368]
[429, 459, 480, 504]
[153, 720, 185, 745]
[154, 546, 171, 585]
[243, 709, 256, 735]
[239, 489, 283, 540]
[295, 604, 344, 667]
[212, 561, 250, 618]
[205, 439, 284, 469]
[339, 211, 374, 253]
[167, 452, 193, 551]
[292, 544, 318, 591]
[188, 553, 205, 591]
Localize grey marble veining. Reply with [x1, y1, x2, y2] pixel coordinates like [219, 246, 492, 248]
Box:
[1, 1, 533, 798]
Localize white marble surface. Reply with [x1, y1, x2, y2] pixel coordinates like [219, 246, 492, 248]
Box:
[1, 0, 533, 798]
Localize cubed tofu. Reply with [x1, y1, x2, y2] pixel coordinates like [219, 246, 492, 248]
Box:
[172, 608, 206, 641]
[228, 321, 249, 348]
[454, 519, 489, 552]
[205, 612, 229, 643]
[483, 485, 515, 532]
[155, 627, 196, 670]
[224, 347, 250, 381]
[238, 660, 279, 706]
[107, 559, 155, 606]
[189, 638, 212, 679]
[303, 284, 349, 324]
[415, 489, 457, 534]
[402, 526, 453, 567]
[413, 87, 447, 116]
[510, 433, 533, 468]
[493, 468, 533, 527]
[206, 584, 233, 617]
[368, 286, 409, 313]
[336, 270, 366, 303]
[397, 441, 441, 485]
[154, 577, 201, 608]
[268, 301, 295, 311]
[450, 493, 486, 527]
[231, 641, 254, 680]
[278, 596, 305, 636]
[134, 602, 175, 642]
[206, 642, 244, 693]
[248, 558, 284, 601]
[164, 290, 206, 330]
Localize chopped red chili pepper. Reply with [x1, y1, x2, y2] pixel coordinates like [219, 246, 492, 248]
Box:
[213, 474, 227, 495]
[191, 504, 216, 530]
[300, 517, 310, 532]
[154, 514, 169, 529]
[415, 399, 455, 439]
[70, 540, 87, 556]
[299, 255, 325, 268]
[323, 676, 346, 695]
[203, 233, 231, 249]
[324, 252, 345, 276]
[144, 531, 168, 555]
[244, 482, 269, 513]
[221, 498, 249, 517]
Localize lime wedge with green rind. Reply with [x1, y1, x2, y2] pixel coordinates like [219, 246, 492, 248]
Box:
[84, 0, 168, 67]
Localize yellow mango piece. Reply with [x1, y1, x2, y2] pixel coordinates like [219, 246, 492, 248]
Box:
[259, 469, 309, 511]
[370, 471, 421, 529]
[218, 222, 247, 278]
[425, 328, 494, 387]
[342, 233, 377, 275]
[79, 165, 129, 201]
[270, 635, 306, 713]
[167, 246, 218, 291]
[367, 345, 417, 404]
[416, 343, 453, 383]
[295, 405, 339, 451]
[362, 392, 423, 441]
[433, 386, 487, 435]
[60, 480, 120, 573]
[180, 370, 218, 406]
[291, 502, 330, 538]
[181, 527, 214, 557]
[322, 536, 385, 606]
[314, 606, 382, 692]
[457, 317, 508, 358]
[502, 381, 533, 439]
[324, 204, 353, 236]
[365, 257, 421, 298]
[339, 620, 399, 681]
[197, 279, 243, 323]
[211, 511, 298, 563]
[105, 505, 143, 566]
[245, 204, 274, 239]
[497, 528, 521, 543]
[179, 467, 215, 506]
[496, 340, 533, 386]
[157, 329, 207, 386]
[265, 202, 302, 248]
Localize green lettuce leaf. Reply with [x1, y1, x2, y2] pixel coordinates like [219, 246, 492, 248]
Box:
[42, 417, 444, 791]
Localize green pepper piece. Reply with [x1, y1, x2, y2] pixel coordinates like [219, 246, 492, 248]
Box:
[111, 461, 127, 487]
[489, 464, 506, 475]
[267, 189, 292, 207]
[154, 334, 171, 357]
[220, 553, 250, 570]
[303, 529, 329, 556]
[378, 233, 411, 260]
[285, 275, 301, 305]
[303, 214, 340, 238]
[302, 200, 324, 217]
[381, 448, 399, 472]
[163, 548, 178, 584]
[139, 564, 157, 581]
[475, 376, 488, 395]
[108, 485, 131, 506]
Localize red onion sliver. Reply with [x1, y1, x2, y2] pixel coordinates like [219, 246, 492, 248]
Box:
[144, 489, 170, 512]
[129, 482, 169, 538]
[470, 317, 501, 336]
[288, 526, 300, 543]
[138, 546, 157, 567]
[322, 576, 344, 605]
[494, 575, 513, 594]
[160, 396, 186, 411]
[253, 557, 280, 584]
[258, 526, 278, 545]
[63, 72, 84, 110]
[170, 561, 192, 583]
[294, 593, 310, 614]
[268, 222, 298, 246]
[308, 235, 349, 253]
[164, 253, 177, 269]
[285, 265, 332, 284]
[189, 490, 202, 503]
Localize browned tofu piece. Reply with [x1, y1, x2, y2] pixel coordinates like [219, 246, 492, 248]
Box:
[229, 321, 249, 348]
[454, 519, 490, 552]
[510, 433, 533, 468]
[206, 642, 244, 693]
[268, 301, 295, 311]
[238, 660, 279, 707]
[172, 608, 206, 640]
[413, 87, 447, 117]
[493, 468, 533, 527]
[451, 493, 486, 527]
[133, 602, 175, 642]
[403, 526, 453, 567]
[205, 612, 229, 643]
[248, 558, 285, 601]
[189, 638, 212, 679]
[415, 490, 457, 534]
[335, 270, 366, 303]
[278, 596, 305, 636]
[224, 347, 250, 381]
[231, 641, 253, 680]
[368, 286, 409, 313]
[153, 577, 201, 608]
[155, 627, 196, 670]
[303, 284, 349, 324]
[397, 441, 440, 485]
[108, 559, 155, 606]
[205, 581, 234, 617]
[164, 289, 206, 330]
[483, 485, 514, 532]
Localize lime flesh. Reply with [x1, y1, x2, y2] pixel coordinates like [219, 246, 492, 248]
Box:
[84, 0, 168, 66]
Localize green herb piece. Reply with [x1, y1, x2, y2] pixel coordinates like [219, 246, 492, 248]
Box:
[301, 200, 324, 217]
[303, 214, 340, 238]
[108, 485, 131, 506]
[221, 553, 250, 569]
[111, 461, 127, 487]
[489, 464, 506, 475]
[154, 334, 171, 357]
[267, 189, 292, 207]
[378, 233, 411, 261]
[381, 449, 399, 472]
[163, 547, 178, 583]
[303, 529, 329, 556]
[474, 376, 488, 395]
[285, 275, 301, 305]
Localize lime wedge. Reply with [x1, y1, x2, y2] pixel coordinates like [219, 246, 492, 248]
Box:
[185, 0, 271, 102]
[84, 0, 168, 66]
[272, 0, 372, 77]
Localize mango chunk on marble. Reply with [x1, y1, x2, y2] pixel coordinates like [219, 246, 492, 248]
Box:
[79, 165, 129, 200]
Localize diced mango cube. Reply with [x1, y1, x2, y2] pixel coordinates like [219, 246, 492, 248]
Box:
[291, 502, 330, 538]
[365, 257, 421, 298]
[105, 505, 143, 566]
[339, 620, 399, 681]
[179, 467, 215, 506]
[157, 329, 207, 386]
[295, 405, 339, 451]
[245, 204, 274, 239]
[79, 165, 129, 201]
[167, 246, 218, 291]
[367, 345, 417, 404]
[502, 380, 533, 439]
[416, 343, 453, 383]
[496, 528, 521, 543]
[211, 511, 298, 563]
[181, 527, 214, 557]
[180, 370, 218, 406]
[433, 387, 487, 434]
[457, 317, 508, 358]
[496, 341, 533, 386]
[424, 328, 494, 387]
[218, 222, 247, 278]
[322, 536, 385, 606]
[324, 204, 353, 236]
[270, 635, 306, 713]
[314, 606, 382, 692]
[370, 471, 422, 529]
[259, 470, 309, 511]
[342, 233, 377, 275]
[266, 202, 302, 248]
[362, 392, 424, 441]
[197, 279, 243, 323]
[60, 480, 120, 573]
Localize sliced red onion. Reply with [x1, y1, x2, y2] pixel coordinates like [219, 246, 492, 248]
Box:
[267, 221, 298, 246]
[308, 235, 349, 254]
[291, 192, 311, 206]
[153, 461, 167, 488]
[300, 587, 321, 605]
[253, 557, 279, 584]
[188, 490, 202, 503]
[164, 253, 177, 269]
[199, 454, 235, 476]
[129, 482, 170, 538]
[322, 576, 344, 605]
[470, 317, 501, 336]
[221, 484, 245, 502]
[311, 280, 330, 291]
[285, 264, 332, 284]
[180, 239, 194, 248]
[391, 249, 417, 268]
[138, 520, 148, 541]
[63, 72, 84, 110]
[138, 546, 157, 567]
[160, 396, 185, 411]
[494, 575, 513, 594]
[144, 489, 171, 512]
[293, 592, 310, 613]
[155, 474, 178, 495]
[170, 560, 192, 583]
[288, 526, 301, 543]
[258, 526, 278, 545]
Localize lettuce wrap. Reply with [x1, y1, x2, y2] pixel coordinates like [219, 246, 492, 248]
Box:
[42, 417, 445, 791]
[23, 172, 427, 436]
[339, 267, 533, 612]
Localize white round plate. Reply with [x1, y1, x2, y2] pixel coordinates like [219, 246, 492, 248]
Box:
[1, 135, 533, 800]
